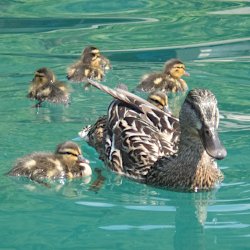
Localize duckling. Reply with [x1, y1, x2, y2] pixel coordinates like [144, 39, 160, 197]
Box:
[27, 67, 70, 108]
[87, 79, 227, 192]
[7, 141, 92, 186]
[136, 58, 189, 93]
[66, 46, 111, 87]
[147, 90, 170, 113]
[78, 91, 170, 157]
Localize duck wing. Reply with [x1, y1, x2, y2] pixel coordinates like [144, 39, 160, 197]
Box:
[87, 79, 180, 180]
[105, 101, 177, 180]
[88, 79, 179, 134]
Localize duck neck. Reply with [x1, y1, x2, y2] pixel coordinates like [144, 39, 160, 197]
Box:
[146, 129, 222, 191]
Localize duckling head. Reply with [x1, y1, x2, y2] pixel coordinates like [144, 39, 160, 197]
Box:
[180, 89, 227, 160]
[82, 46, 100, 57]
[81, 46, 101, 64]
[164, 59, 190, 79]
[55, 141, 92, 177]
[33, 67, 56, 85]
[147, 91, 169, 112]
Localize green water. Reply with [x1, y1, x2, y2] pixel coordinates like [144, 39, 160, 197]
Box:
[1, 1, 250, 249]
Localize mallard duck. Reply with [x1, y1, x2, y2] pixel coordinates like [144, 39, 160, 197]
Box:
[86, 79, 227, 191]
[7, 141, 92, 186]
[136, 58, 189, 93]
[78, 91, 170, 157]
[27, 67, 70, 108]
[66, 46, 111, 86]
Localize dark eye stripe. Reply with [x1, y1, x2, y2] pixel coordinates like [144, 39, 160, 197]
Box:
[174, 66, 185, 69]
[58, 151, 79, 157]
[151, 99, 164, 106]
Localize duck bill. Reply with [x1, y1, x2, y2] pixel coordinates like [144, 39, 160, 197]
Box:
[77, 155, 90, 164]
[199, 126, 227, 160]
[184, 71, 190, 77]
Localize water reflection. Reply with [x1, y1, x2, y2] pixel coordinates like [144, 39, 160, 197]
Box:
[0, 17, 157, 34]
[107, 37, 250, 62]
[77, 181, 217, 250]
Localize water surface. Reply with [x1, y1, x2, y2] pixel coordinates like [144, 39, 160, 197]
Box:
[0, 1, 250, 249]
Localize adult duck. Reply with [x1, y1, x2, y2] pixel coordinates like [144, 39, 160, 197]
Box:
[136, 58, 189, 93]
[87, 79, 227, 191]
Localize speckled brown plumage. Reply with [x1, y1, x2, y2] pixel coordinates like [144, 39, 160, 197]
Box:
[79, 91, 171, 159]
[87, 80, 227, 191]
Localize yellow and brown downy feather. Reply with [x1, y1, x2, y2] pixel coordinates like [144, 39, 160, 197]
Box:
[136, 58, 189, 93]
[27, 67, 70, 107]
[7, 141, 92, 186]
[87, 79, 227, 191]
[66, 46, 111, 87]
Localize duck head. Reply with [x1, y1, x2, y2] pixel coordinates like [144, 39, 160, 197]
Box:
[164, 59, 190, 79]
[180, 89, 227, 160]
[55, 141, 92, 177]
[148, 91, 169, 112]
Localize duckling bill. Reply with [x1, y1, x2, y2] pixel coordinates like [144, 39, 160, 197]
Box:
[27, 67, 70, 107]
[7, 141, 92, 186]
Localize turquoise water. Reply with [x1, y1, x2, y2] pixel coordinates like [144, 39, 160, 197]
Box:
[1, 1, 250, 249]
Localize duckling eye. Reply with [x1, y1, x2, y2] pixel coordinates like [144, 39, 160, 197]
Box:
[174, 66, 185, 70]
[59, 151, 79, 157]
[154, 99, 164, 106]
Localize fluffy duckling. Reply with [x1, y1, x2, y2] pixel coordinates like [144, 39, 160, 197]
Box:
[7, 141, 92, 185]
[27, 67, 70, 108]
[136, 58, 189, 93]
[66, 46, 111, 87]
[147, 90, 170, 113]
[78, 91, 170, 157]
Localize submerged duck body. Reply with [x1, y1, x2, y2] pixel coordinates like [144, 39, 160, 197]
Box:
[7, 141, 92, 184]
[27, 67, 70, 107]
[87, 79, 227, 191]
[66, 46, 111, 85]
[136, 58, 189, 93]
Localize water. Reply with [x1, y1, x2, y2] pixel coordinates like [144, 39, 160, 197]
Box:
[0, 1, 250, 249]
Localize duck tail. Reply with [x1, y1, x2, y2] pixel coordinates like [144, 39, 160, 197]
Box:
[87, 79, 173, 120]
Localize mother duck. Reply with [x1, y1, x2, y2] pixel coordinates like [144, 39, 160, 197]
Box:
[87, 79, 227, 191]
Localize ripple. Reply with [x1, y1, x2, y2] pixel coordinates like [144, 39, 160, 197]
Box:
[0, 17, 158, 34]
[75, 201, 115, 207]
[220, 111, 250, 131]
[209, 7, 250, 15]
[99, 224, 173, 231]
[208, 204, 250, 212]
[125, 205, 176, 212]
[206, 221, 249, 229]
[106, 37, 250, 62]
